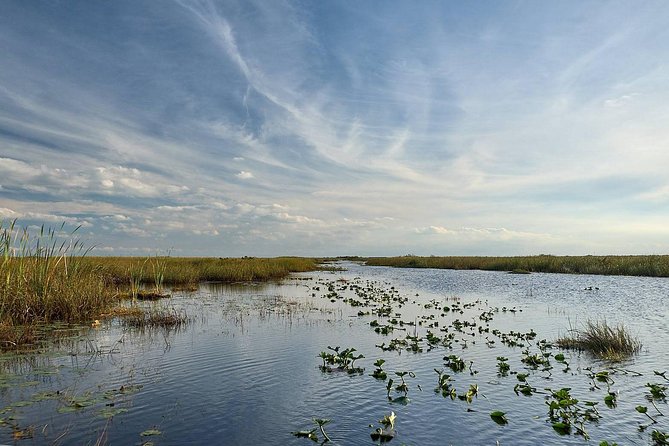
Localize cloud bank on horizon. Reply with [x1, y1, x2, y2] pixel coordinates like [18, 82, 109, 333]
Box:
[2, 0, 669, 256]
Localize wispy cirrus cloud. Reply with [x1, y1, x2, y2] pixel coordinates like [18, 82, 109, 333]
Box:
[2, 1, 669, 255]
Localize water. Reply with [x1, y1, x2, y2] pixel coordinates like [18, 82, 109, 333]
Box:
[1, 263, 668, 445]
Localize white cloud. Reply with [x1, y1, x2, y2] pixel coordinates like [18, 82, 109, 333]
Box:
[236, 171, 254, 179]
[415, 226, 550, 241]
[0, 207, 19, 219]
[274, 212, 322, 224]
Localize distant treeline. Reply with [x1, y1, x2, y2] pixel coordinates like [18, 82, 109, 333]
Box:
[356, 255, 669, 277]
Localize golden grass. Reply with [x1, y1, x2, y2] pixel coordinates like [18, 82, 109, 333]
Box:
[0, 222, 114, 326]
[0, 220, 320, 348]
[92, 256, 319, 288]
[361, 255, 669, 277]
[556, 320, 642, 360]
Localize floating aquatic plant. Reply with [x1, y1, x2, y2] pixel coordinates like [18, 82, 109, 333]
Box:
[545, 387, 600, 439]
[490, 410, 508, 425]
[292, 418, 332, 443]
[443, 355, 467, 373]
[646, 382, 667, 400]
[371, 359, 387, 380]
[317, 346, 364, 374]
[386, 371, 416, 404]
[458, 384, 480, 404]
[370, 412, 396, 443]
[497, 356, 510, 377]
[652, 429, 669, 445]
[313, 418, 332, 442]
[434, 369, 456, 399]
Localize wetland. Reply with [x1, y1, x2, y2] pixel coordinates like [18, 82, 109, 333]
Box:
[1, 261, 668, 445]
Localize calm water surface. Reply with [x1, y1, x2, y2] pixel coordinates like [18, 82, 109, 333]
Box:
[1, 263, 668, 445]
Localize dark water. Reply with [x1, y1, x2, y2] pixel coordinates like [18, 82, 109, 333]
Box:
[1, 263, 668, 445]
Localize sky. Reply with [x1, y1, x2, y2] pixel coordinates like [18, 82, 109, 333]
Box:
[2, 1, 669, 257]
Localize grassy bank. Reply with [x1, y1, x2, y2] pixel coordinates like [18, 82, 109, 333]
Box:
[0, 220, 319, 348]
[361, 255, 669, 277]
[91, 256, 318, 288]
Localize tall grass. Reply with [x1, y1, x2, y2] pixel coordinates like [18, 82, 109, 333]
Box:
[362, 255, 669, 277]
[0, 220, 113, 327]
[94, 256, 318, 288]
[556, 320, 642, 360]
[0, 220, 320, 344]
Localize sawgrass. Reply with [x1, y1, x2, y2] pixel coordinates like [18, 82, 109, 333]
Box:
[556, 320, 642, 360]
[0, 220, 318, 348]
[362, 255, 669, 277]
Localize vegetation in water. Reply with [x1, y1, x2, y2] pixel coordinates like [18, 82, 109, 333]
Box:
[0, 220, 320, 348]
[318, 346, 364, 374]
[556, 320, 642, 359]
[0, 221, 113, 347]
[293, 418, 332, 443]
[120, 305, 189, 329]
[2, 232, 667, 445]
[370, 412, 396, 443]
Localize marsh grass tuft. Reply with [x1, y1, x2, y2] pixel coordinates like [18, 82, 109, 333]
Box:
[0, 220, 113, 328]
[121, 306, 189, 329]
[556, 320, 641, 360]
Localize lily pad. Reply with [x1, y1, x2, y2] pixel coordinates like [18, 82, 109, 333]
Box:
[490, 411, 508, 425]
[98, 407, 129, 418]
[140, 429, 162, 437]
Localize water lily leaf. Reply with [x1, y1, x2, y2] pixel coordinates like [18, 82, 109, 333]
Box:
[98, 407, 129, 418]
[140, 429, 162, 437]
[11, 401, 34, 408]
[391, 396, 410, 405]
[490, 411, 508, 425]
[552, 422, 570, 435]
[31, 391, 59, 402]
[119, 384, 143, 395]
[292, 430, 317, 441]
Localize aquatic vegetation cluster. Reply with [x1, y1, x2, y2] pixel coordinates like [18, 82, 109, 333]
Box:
[295, 274, 664, 445]
[556, 319, 642, 360]
[120, 305, 189, 329]
[0, 362, 145, 442]
[317, 346, 364, 374]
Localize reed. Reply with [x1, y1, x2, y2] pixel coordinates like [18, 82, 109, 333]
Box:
[0, 220, 114, 326]
[556, 320, 642, 359]
[362, 255, 669, 277]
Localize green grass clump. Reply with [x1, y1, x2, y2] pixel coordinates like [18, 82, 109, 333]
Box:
[0, 220, 114, 327]
[362, 255, 669, 277]
[556, 320, 641, 360]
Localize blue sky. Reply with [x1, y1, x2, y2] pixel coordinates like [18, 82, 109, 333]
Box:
[2, 0, 669, 256]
